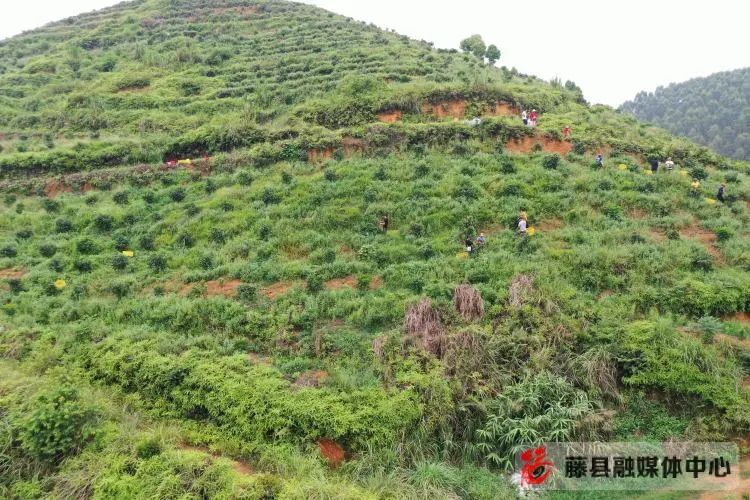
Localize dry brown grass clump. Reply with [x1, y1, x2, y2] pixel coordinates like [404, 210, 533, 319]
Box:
[508, 274, 534, 308]
[404, 298, 444, 356]
[453, 284, 484, 321]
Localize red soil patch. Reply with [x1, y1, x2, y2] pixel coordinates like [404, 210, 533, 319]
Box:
[339, 245, 354, 256]
[422, 99, 466, 119]
[259, 280, 298, 300]
[536, 219, 563, 231]
[724, 312, 750, 324]
[325, 276, 357, 290]
[597, 290, 615, 300]
[504, 136, 573, 155]
[377, 110, 402, 123]
[81, 181, 93, 193]
[318, 439, 346, 468]
[178, 443, 254, 476]
[294, 370, 328, 388]
[44, 180, 72, 198]
[369, 276, 384, 289]
[0, 268, 27, 279]
[206, 279, 241, 297]
[484, 101, 519, 117]
[679, 225, 724, 263]
[342, 136, 366, 156]
[307, 147, 333, 163]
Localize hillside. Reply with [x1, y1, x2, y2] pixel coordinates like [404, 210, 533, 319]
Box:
[1, 1, 750, 498]
[621, 67, 750, 160]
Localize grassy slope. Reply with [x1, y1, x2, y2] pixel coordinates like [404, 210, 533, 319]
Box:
[1, 0, 750, 498]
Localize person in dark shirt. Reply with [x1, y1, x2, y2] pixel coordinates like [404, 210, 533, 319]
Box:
[379, 214, 389, 233]
[465, 235, 474, 256]
[650, 158, 659, 173]
[717, 184, 726, 202]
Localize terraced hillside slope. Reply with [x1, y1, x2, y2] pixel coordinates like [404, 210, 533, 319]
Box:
[1, 0, 750, 498]
[621, 67, 750, 161]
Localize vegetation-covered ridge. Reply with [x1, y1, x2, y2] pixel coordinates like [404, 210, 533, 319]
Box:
[621, 67, 750, 161]
[1, 0, 750, 499]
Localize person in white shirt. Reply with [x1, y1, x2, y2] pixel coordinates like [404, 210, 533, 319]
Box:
[517, 217, 527, 235]
[521, 110, 528, 126]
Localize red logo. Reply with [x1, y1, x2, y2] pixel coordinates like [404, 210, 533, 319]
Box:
[520, 446, 554, 486]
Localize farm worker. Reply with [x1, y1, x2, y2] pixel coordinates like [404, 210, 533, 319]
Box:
[689, 179, 701, 198]
[596, 154, 604, 167]
[665, 157, 675, 171]
[465, 235, 474, 256]
[517, 215, 528, 236]
[476, 232, 486, 249]
[530, 109, 538, 126]
[717, 184, 726, 202]
[563, 126, 570, 140]
[650, 158, 659, 173]
[379, 214, 389, 233]
[521, 110, 528, 126]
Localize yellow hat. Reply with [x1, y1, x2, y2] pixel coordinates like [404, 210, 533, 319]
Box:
[54, 279, 66, 289]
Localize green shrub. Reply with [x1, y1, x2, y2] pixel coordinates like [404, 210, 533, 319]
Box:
[170, 187, 187, 202]
[76, 238, 98, 255]
[18, 383, 96, 462]
[237, 283, 257, 302]
[135, 437, 162, 459]
[175, 232, 194, 248]
[16, 229, 32, 239]
[139, 235, 155, 251]
[1, 245, 18, 257]
[715, 227, 734, 241]
[113, 234, 129, 251]
[74, 259, 93, 273]
[8, 278, 24, 293]
[93, 214, 114, 232]
[148, 254, 167, 272]
[112, 254, 129, 270]
[306, 272, 324, 293]
[55, 218, 73, 233]
[113, 191, 129, 205]
[42, 199, 60, 213]
[540, 155, 560, 170]
[690, 167, 708, 180]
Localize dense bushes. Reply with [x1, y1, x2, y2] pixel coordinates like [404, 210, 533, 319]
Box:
[16, 383, 97, 462]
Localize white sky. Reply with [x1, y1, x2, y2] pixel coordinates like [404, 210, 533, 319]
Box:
[2, 0, 749, 106]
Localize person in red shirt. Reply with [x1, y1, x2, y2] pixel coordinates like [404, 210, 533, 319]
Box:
[563, 126, 570, 140]
[530, 109, 538, 126]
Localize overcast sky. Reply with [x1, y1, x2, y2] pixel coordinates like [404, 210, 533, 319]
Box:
[2, 0, 748, 106]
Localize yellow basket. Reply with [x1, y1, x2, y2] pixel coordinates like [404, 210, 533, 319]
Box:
[122, 250, 135, 257]
[54, 279, 67, 289]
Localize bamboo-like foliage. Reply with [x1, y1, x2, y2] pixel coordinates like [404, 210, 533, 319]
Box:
[453, 284, 484, 321]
